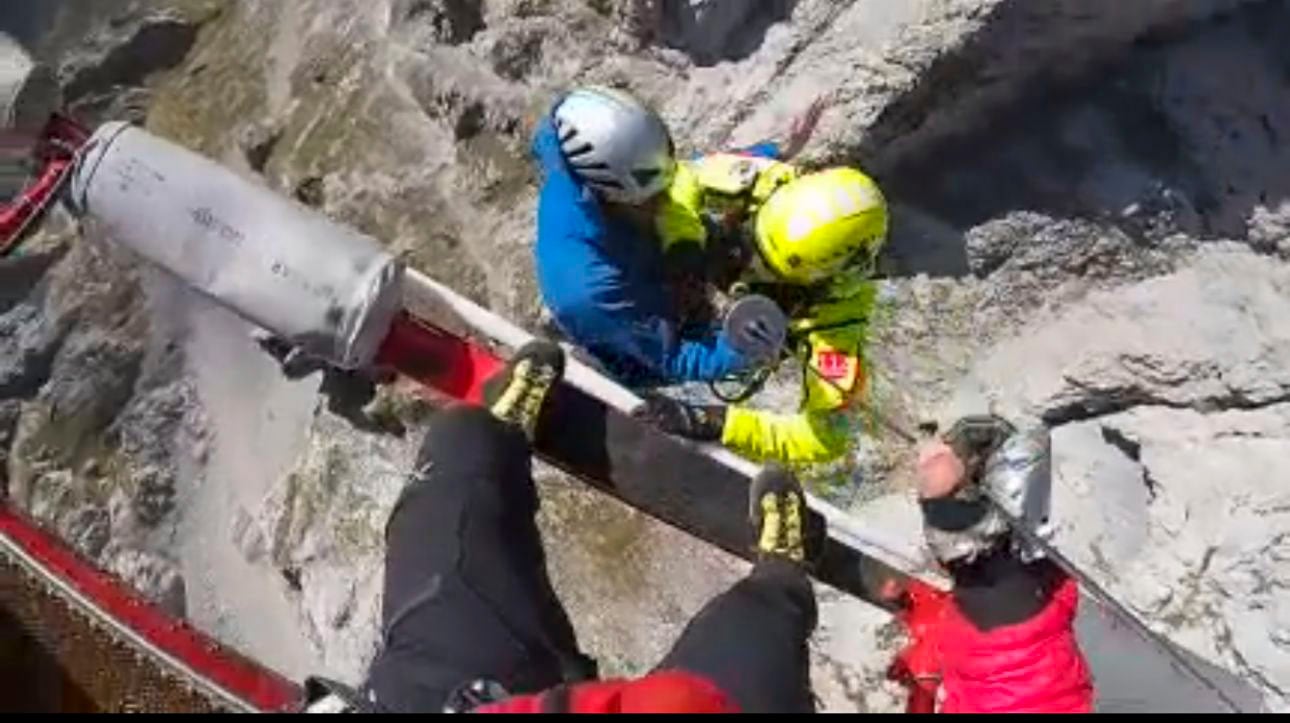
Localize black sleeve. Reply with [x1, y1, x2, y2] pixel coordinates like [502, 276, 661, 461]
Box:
[946, 547, 1067, 632]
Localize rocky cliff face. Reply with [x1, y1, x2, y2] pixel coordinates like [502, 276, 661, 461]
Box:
[2, 0, 1288, 711]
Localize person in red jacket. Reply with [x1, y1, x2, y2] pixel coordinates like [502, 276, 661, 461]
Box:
[913, 428, 1095, 713]
[307, 340, 818, 713]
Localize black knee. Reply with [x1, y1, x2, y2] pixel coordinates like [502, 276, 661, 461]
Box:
[384, 406, 535, 546]
[749, 559, 818, 631]
[399, 405, 535, 515]
[415, 406, 528, 473]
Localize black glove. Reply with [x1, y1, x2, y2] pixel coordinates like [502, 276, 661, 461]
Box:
[722, 294, 787, 364]
[632, 393, 727, 442]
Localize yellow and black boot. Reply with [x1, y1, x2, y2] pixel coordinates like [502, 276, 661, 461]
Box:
[482, 340, 566, 441]
[749, 464, 809, 565]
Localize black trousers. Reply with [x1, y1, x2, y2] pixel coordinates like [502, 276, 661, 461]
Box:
[364, 407, 817, 713]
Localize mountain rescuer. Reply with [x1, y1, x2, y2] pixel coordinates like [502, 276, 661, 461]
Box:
[306, 340, 821, 713]
[534, 86, 881, 468]
[634, 104, 890, 467]
[303, 339, 1091, 713]
[532, 87, 757, 385]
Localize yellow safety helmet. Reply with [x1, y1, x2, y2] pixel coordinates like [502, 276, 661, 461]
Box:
[753, 167, 889, 285]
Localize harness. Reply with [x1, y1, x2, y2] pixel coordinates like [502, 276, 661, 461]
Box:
[709, 303, 869, 404]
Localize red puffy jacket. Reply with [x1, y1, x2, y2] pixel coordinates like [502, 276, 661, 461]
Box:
[483, 580, 1093, 715]
[477, 671, 739, 714]
[939, 578, 1094, 713]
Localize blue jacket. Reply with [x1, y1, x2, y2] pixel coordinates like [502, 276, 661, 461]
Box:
[532, 116, 750, 385]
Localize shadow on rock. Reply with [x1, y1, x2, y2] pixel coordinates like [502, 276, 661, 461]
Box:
[872, 1, 1290, 279]
[656, 0, 797, 67]
[0, 246, 68, 314]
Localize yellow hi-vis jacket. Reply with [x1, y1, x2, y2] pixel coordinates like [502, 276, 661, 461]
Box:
[656, 152, 877, 466]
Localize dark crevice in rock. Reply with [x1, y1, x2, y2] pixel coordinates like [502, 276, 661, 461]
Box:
[395, 0, 485, 45]
[0, 291, 67, 402]
[453, 101, 486, 141]
[1042, 388, 1290, 428]
[489, 30, 545, 82]
[1141, 469, 1162, 502]
[0, 334, 64, 401]
[866, 0, 1290, 278]
[0, 401, 20, 497]
[1043, 391, 1160, 427]
[1100, 425, 1158, 500]
[63, 17, 203, 105]
[294, 176, 326, 208]
[864, 0, 1265, 175]
[880, 73, 1203, 232]
[1196, 545, 1217, 578]
[244, 129, 283, 175]
[1098, 426, 1141, 461]
[1219, 624, 1288, 701]
[0, 246, 69, 316]
[656, 0, 798, 67]
[281, 566, 303, 592]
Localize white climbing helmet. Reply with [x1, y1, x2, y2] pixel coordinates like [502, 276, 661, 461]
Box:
[552, 86, 675, 205]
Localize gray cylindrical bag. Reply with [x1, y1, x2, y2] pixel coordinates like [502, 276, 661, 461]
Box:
[70, 122, 405, 369]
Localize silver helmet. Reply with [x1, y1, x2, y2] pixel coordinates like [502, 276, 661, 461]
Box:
[552, 87, 675, 205]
